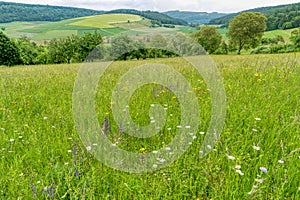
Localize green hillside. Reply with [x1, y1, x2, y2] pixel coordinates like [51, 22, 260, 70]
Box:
[1, 14, 195, 41]
[209, 2, 300, 31]
[0, 1, 103, 23]
[163, 10, 227, 24]
[106, 9, 188, 25]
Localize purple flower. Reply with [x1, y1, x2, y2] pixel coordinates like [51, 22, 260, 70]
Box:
[48, 186, 54, 198]
[119, 123, 124, 134]
[259, 167, 268, 173]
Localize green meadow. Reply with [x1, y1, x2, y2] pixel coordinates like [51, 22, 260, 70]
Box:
[0, 53, 299, 199]
[0, 14, 197, 41]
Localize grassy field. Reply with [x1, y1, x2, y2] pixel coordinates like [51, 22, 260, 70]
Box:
[0, 14, 196, 41]
[0, 53, 300, 199]
[69, 14, 143, 29]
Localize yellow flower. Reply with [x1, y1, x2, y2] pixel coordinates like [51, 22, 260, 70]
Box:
[172, 96, 177, 99]
[255, 73, 261, 77]
[140, 147, 146, 153]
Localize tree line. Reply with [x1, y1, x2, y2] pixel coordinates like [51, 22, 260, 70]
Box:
[0, 31, 207, 66]
[0, 2, 103, 23]
[209, 2, 300, 31]
[1, 12, 300, 66]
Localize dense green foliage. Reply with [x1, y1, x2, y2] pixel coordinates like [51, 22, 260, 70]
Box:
[192, 26, 222, 53]
[227, 12, 267, 54]
[163, 11, 227, 25]
[209, 2, 300, 31]
[290, 28, 300, 47]
[0, 31, 20, 66]
[48, 32, 103, 64]
[0, 1, 103, 23]
[106, 9, 188, 25]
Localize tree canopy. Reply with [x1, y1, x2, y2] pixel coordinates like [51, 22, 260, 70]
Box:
[209, 2, 300, 31]
[0, 2, 102, 23]
[0, 31, 21, 66]
[227, 12, 267, 54]
[192, 26, 222, 54]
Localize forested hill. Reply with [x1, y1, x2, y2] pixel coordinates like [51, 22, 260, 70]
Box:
[163, 10, 227, 24]
[209, 2, 300, 31]
[0, 1, 103, 23]
[106, 9, 188, 25]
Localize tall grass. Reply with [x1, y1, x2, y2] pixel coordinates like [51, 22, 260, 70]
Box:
[0, 53, 299, 199]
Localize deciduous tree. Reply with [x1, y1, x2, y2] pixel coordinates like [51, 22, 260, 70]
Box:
[227, 12, 267, 54]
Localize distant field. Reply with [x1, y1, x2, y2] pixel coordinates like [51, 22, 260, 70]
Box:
[69, 14, 143, 28]
[0, 13, 196, 40]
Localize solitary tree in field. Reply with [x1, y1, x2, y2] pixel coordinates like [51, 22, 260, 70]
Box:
[227, 12, 267, 54]
[0, 31, 21, 66]
[192, 26, 222, 54]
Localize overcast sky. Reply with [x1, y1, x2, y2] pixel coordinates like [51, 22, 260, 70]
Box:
[2, 0, 300, 13]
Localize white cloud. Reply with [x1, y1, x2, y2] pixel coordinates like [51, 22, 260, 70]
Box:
[1, 0, 300, 12]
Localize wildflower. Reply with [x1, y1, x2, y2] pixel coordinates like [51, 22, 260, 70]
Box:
[165, 147, 171, 151]
[18, 136, 23, 139]
[102, 117, 111, 135]
[207, 145, 212, 149]
[152, 164, 158, 169]
[67, 150, 72, 153]
[278, 160, 284, 164]
[252, 129, 258, 132]
[227, 155, 236, 160]
[48, 186, 54, 198]
[152, 150, 158, 154]
[253, 145, 261, 151]
[75, 168, 79, 177]
[157, 158, 166, 163]
[235, 165, 241, 169]
[92, 143, 98, 146]
[119, 123, 124, 134]
[199, 132, 205, 135]
[112, 143, 117, 147]
[140, 147, 146, 153]
[255, 73, 261, 77]
[192, 136, 197, 140]
[167, 128, 171, 131]
[255, 118, 261, 121]
[151, 120, 155, 123]
[9, 139, 14, 142]
[0, 128, 5, 131]
[150, 104, 155, 107]
[259, 167, 267, 173]
[176, 125, 182, 129]
[51, 126, 55, 129]
[86, 146, 92, 151]
[43, 117, 48, 120]
[235, 169, 244, 176]
[185, 125, 191, 129]
[255, 178, 265, 184]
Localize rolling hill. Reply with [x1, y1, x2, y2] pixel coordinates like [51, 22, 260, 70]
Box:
[209, 2, 300, 31]
[106, 9, 188, 25]
[163, 10, 227, 24]
[1, 13, 195, 40]
[0, 1, 104, 23]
